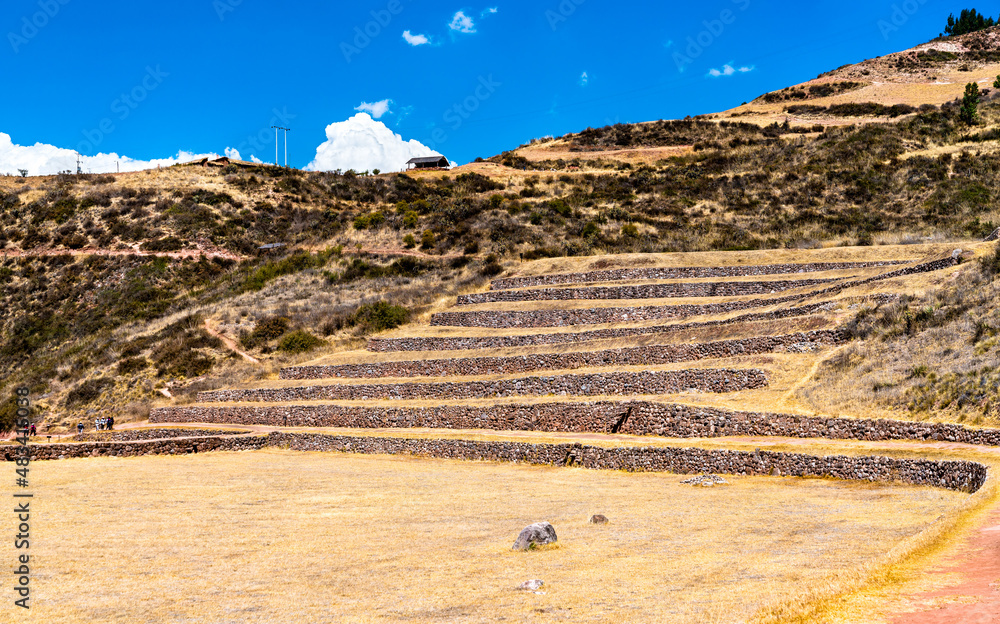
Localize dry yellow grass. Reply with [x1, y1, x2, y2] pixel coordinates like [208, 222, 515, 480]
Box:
[15, 449, 971, 624]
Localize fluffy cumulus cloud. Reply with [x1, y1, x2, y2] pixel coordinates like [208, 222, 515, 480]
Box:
[402, 30, 430, 46]
[449, 10, 476, 33]
[354, 99, 393, 119]
[706, 63, 755, 78]
[305, 113, 444, 174]
[0, 132, 220, 176]
[579, 71, 589, 86]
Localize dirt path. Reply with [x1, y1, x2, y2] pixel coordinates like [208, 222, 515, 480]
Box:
[889, 506, 1000, 624]
[0, 243, 247, 262]
[204, 320, 260, 364]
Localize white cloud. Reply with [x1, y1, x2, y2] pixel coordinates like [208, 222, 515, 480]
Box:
[305, 113, 444, 174]
[402, 30, 430, 46]
[249, 154, 264, 164]
[449, 10, 476, 33]
[579, 71, 589, 86]
[706, 63, 755, 78]
[224, 147, 241, 160]
[354, 99, 393, 119]
[0, 132, 221, 176]
[481, 7, 498, 16]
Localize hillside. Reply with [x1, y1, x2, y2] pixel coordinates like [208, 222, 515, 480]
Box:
[3, 26, 1000, 432]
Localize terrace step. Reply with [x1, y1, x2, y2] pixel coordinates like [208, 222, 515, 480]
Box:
[458, 277, 838, 305]
[490, 261, 909, 290]
[288, 330, 844, 380]
[433, 257, 957, 328]
[149, 399, 1000, 448]
[369, 301, 879, 352]
[198, 368, 769, 403]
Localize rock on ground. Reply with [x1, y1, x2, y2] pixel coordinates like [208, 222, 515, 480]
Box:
[517, 579, 544, 591]
[513, 522, 558, 550]
[590, 514, 609, 524]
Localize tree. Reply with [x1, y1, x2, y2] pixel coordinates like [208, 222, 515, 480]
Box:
[17, 169, 27, 177]
[960, 82, 981, 124]
[994, 75, 1000, 89]
[945, 9, 996, 36]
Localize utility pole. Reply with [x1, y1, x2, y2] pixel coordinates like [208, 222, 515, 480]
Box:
[272, 126, 290, 167]
[75, 152, 82, 175]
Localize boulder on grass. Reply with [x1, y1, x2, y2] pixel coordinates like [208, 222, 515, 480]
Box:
[985, 227, 1000, 242]
[512, 522, 557, 551]
[589, 514, 609, 524]
[517, 579, 544, 591]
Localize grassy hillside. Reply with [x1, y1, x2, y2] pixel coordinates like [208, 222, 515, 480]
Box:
[5, 28, 1000, 431]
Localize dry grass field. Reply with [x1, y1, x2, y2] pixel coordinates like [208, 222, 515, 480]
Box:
[16, 449, 974, 624]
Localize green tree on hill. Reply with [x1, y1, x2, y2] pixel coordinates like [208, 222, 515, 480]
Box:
[945, 9, 996, 36]
[960, 82, 981, 124]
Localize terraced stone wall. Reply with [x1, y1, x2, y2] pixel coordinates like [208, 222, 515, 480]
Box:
[289, 330, 844, 380]
[3, 433, 986, 493]
[432, 258, 958, 328]
[458, 278, 835, 305]
[151, 400, 1000, 447]
[199, 369, 768, 403]
[490, 261, 909, 290]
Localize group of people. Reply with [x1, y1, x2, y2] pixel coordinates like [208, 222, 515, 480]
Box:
[94, 416, 114, 431]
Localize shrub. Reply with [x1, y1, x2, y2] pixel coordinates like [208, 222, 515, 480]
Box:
[420, 229, 435, 249]
[141, 236, 184, 252]
[402, 234, 416, 248]
[66, 377, 113, 407]
[241, 316, 290, 349]
[117, 357, 150, 375]
[403, 211, 419, 228]
[347, 301, 410, 333]
[621, 223, 639, 238]
[278, 330, 325, 354]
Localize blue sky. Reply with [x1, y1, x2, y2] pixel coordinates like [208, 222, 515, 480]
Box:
[1, 0, 965, 173]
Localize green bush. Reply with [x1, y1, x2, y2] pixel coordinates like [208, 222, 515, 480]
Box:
[403, 211, 419, 228]
[278, 330, 325, 354]
[241, 316, 290, 349]
[621, 223, 639, 238]
[347, 301, 410, 333]
[66, 377, 113, 407]
[420, 229, 436, 249]
[402, 234, 416, 248]
[117, 357, 150, 375]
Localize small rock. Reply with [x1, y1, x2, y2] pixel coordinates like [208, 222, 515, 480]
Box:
[952, 248, 963, 259]
[589, 514, 609, 524]
[513, 521, 558, 550]
[680, 474, 729, 487]
[517, 579, 544, 591]
[985, 227, 1000, 242]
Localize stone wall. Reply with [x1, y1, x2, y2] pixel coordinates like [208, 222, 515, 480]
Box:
[3, 432, 986, 493]
[286, 330, 844, 380]
[72, 428, 246, 442]
[151, 399, 1000, 448]
[199, 369, 769, 403]
[432, 257, 958, 328]
[490, 261, 909, 290]
[368, 295, 897, 353]
[1, 435, 268, 461]
[458, 277, 836, 305]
